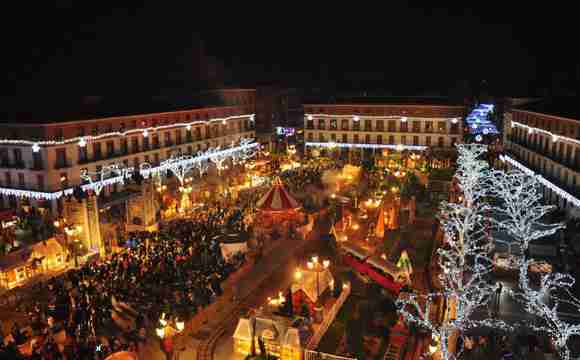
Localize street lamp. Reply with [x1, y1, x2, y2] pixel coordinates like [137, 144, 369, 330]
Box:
[156, 315, 186, 360]
[303, 255, 330, 323]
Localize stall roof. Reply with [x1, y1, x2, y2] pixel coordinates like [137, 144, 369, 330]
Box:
[367, 255, 405, 278]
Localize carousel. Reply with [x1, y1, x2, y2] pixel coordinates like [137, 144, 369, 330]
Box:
[254, 178, 302, 247]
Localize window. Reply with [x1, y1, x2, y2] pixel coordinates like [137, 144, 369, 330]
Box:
[451, 137, 458, 147]
[55, 148, 67, 168]
[78, 146, 87, 163]
[330, 133, 336, 141]
[153, 134, 159, 148]
[413, 136, 419, 146]
[341, 119, 349, 130]
[18, 173, 24, 187]
[354, 134, 359, 143]
[195, 128, 202, 140]
[377, 135, 382, 144]
[187, 145, 193, 155]
[121, 139, 128, 154]
[119, 122, 125, 132]
[365, 134, 371, 143]
[426, 136, 431, 146]
[93, 142, 102, 160]
[133, 158, 139, 169]
[92, 125, 99, 135]
[352, 120, 360, 131]
[401, 135, 407, 145]
[388, 135, 395, 145]
[164, 132, 172, 147]
[388, 120, 396, 132]
[319, 133, 325, 142]
[412, 121, 421, 133]
[318, 119, 326, 130]
[154, 153, 160, 165]
[330, 119, 337, 130]
[5, 173, 11, 186]
[425, 121, 433, 133]
[175, 130, 182, 145]
[364, 120, 372, 131]
[77, 127, 85, 137]
[33, 152, 42, 169]
[400, 121, 408, 132]
[438, 122, 446, 133]
[438, 137, 444, 147]
[106, 141, 115, 157]
[376, 120, 384, 131]
[307, 133, 313, 142]
[131, 137, 139, 153]
[342, 134, 348, 143]
[37, 175, 44, 191]
[13, 149, 22, 166]
[0, 149, 8, 165]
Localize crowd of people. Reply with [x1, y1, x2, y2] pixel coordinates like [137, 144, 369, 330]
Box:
[0, 205, 250, 359]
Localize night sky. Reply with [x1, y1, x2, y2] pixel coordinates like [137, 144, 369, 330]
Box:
[2, 3, 578, 97]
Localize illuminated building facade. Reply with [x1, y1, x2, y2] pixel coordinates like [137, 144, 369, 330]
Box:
[502, 98, 580, 217]
[303, 99, 466, 162]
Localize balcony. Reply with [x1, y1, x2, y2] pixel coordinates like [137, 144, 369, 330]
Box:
[54, 160, 71, 169]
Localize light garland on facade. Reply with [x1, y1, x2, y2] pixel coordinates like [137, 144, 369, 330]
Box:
[499, 154, 580, 208]
[305, 142, 427, 151]
[0, 140, 259, 201]
[305, 113, 461, 122]
[510, 120, 580, 146]
[0, 114, 255, 148]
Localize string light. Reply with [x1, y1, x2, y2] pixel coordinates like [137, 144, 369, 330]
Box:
[32, 143, 40, 153]
[511, 120, 580, 146]
[0, 140, 258, 201]
[186, 124, 191, 131]
[499, 154, 580, 208]
[452, 118, 459, 124]
[400, 116, 407, 123]
[475, 135, 483, 142]
[143, 129, 149, 138]
[78, 138, 87, 147]
[0, 114, 255, 146]
[305, 142, 427, 151]
[305, 113, 460, 122]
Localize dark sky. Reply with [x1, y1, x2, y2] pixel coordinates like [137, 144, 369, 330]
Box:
[2, 3, 578, 97]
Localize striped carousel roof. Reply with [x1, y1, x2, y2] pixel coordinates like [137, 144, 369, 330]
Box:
[256, 177, 300, 212]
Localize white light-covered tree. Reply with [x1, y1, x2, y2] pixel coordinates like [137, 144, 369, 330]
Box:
[486, 170, 565, 265]
[397, 144, 503, 360]
[510, 260, 580, 360]
[160, 154, 195, 185]
[486, 169, 578, 359]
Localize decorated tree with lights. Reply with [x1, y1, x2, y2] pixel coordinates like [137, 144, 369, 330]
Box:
[485, 170, 579, 359]
[397, 145, 504, 360]
[485, 170, 565, 265]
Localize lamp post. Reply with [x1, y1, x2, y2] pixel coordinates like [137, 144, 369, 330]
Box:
[156, 314, 185, 360]
[305, 256, 330, 323]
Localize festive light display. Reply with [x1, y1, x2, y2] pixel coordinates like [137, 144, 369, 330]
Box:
[511, 120, 580, 146]
[486, 170, 565, 259]
[397, 144, 501, 360]
[465, 104, 498, 136]
[0, 114, 255, 146]
[305, 113, 460, 122]
[499, 154, 580, 208]
[305, 142, 427, 151]
[0, 140, 259, 200]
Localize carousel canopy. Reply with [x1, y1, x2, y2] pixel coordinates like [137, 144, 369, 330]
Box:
[256, 178, 300, 212]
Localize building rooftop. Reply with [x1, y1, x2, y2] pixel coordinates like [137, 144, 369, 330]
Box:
[513, 97, 580, 121]
[0, 90, 255, 124]
[304, 96, 464, 107]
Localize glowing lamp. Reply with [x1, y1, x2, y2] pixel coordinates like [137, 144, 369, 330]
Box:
[307, 262, 314, 270]
[323, 260, 330, 268]
[312, 256, 318, 264]
[307, 115, 313, 120]
[143, 129, 149, 138]
[156, 328, 165, 338]
[32, 143, 40, 153]
[400, 117, 407, 123]
[186, 124, 191, 131]
[451, 118, 459, 124]
[353, 115, 360, 121]
[295, 270, 302, 280]
[159, 318, 167, 327]
[78, 138, 87, 147]
[475, 135, 483, 142]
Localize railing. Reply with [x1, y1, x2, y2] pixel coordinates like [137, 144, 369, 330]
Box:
[307, 281, 351, 350]
[304, 350, 357, 360]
